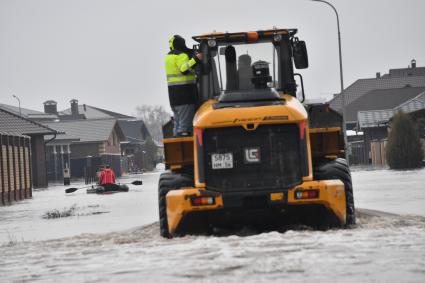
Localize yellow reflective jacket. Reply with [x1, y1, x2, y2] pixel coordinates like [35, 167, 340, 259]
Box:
[165, 51, 197, 86]
[165, 49, 199, 106]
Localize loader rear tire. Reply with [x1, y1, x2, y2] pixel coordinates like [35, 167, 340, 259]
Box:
[158, 172, 194, 238]
[314, 158, 356, 227]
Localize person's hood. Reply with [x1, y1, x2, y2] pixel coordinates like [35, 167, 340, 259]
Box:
[169, 35, 190, 52]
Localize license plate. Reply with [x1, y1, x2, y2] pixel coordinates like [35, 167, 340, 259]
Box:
[211, 153, 233, 169]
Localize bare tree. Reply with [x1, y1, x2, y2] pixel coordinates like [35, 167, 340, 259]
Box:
[133, 137, 158, 171]
[135, 105, 171, 141]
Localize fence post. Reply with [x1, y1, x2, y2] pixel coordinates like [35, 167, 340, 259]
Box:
[0, 134, 4, 205]
[11, 136, 17, 201]
[23, 137, 28, 198]
[6, 136, 12, 203]
[18, 137, 22, 200]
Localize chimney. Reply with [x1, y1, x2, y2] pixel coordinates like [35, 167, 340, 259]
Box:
[70, 99, 79, 117]
[411, 59, 416, 68]
[376, 72, 381, 78]
[43, 100, 58, 115]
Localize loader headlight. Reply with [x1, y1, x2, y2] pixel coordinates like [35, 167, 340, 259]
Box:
[207, 39, 217, 47]
[273, 34, 282, 42]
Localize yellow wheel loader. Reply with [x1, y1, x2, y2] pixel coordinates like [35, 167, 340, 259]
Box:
[159, 28, 355, 238]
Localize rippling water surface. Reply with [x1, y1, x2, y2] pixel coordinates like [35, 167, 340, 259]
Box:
[0, 169, 424, 282]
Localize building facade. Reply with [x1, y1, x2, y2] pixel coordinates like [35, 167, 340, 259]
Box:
[44, 119, 126, 180]
[0, 133, 32, 205]
[0, 107, 57, 194]
[329, 60, 425, 165]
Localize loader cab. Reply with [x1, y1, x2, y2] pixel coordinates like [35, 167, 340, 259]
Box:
[192, 29, 309, 105]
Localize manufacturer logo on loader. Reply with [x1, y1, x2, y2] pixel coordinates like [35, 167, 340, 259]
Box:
[244, 147, 261, 163]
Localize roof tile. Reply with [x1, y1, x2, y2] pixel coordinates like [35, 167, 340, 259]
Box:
[344, 86, 425, 122]
[0, 107, 57, 136]
[43, 119, 123, 142]
[330, 75, 425, 111]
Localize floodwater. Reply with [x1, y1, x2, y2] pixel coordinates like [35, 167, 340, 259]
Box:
[0, 168, 425, 282]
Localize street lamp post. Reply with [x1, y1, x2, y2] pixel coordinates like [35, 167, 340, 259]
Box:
[12, 94, 22, 116]
[311, 0, 348, 159]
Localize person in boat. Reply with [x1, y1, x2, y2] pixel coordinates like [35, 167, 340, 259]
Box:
[99, 165, 116, 190]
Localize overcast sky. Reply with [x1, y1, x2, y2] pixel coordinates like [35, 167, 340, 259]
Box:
[1, 0, 424, 116]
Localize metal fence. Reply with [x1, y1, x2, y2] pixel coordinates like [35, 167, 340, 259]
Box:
[348, 141, 367, 165]
[0, 133, 32, 205]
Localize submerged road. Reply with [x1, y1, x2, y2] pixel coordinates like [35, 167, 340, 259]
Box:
[0, 168, 424, 282]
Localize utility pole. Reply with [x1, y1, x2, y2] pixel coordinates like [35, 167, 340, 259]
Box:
[12, 94, 22, 116]
[311, 0, 348, 160]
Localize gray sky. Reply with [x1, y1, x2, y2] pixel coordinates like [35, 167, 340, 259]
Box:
[1, 0, 424, 116]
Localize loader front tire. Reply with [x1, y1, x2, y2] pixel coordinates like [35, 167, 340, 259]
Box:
[158, 172, 194, 238]
[314, 158, 356, 227]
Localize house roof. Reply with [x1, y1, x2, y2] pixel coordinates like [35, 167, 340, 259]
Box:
[358, 109, 395, 129]
[117, 120, 151, 144]
[0, 131, 28, 137]
[0, 107, 58, 136]
[345, 86, 425, 123]
[358, 92, 425, 129]
[0, 103, 58, 120]
[329, 75, 425, 111]
[384, 66, 425, 78]
[60, 104, 135, 120]
[43, 119, 126, 143]
[396, 91, 425, 113]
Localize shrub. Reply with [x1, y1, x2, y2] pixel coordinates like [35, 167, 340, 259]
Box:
[386, 111, 423, 169]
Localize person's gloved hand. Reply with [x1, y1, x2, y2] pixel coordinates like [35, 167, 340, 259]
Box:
[194, 52, 203, 63]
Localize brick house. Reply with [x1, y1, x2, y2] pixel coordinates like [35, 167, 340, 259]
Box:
[44, 119, 126, 179]
[0, 106, 58, 193]
[329, 60, 425, 165]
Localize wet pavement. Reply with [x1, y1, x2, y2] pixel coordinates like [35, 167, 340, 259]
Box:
[0, 168, 425, 282]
